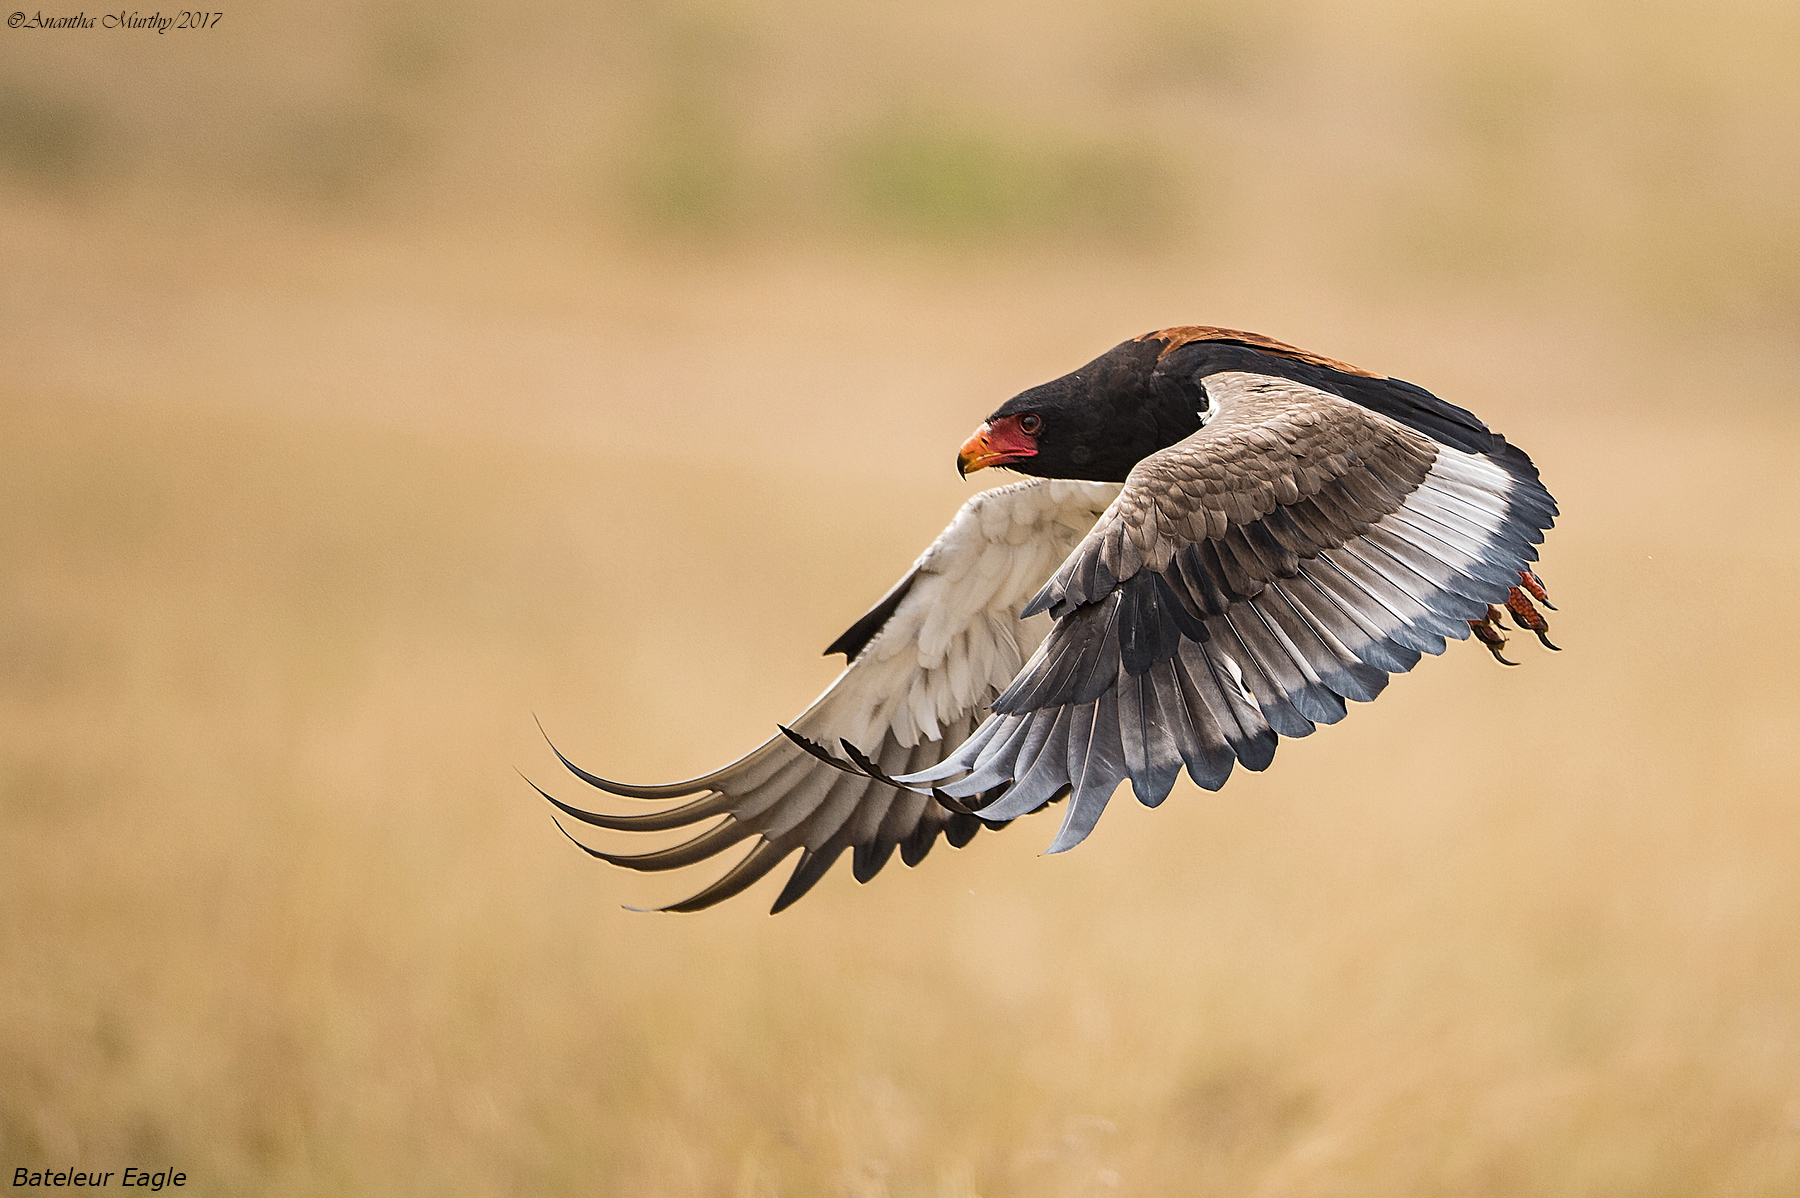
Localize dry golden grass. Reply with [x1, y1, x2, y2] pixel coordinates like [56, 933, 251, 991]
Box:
[2, 194, 1798, 1195]
[3, 1, 1800, 1190]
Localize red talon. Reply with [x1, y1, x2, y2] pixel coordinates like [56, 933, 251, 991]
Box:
[1519, 568, 1556, 610]
[1469, 605, 1518, 665]
[1504, 586, 1561, 651]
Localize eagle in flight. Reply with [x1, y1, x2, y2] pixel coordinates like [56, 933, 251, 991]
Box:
[532, 327, 1559, 912]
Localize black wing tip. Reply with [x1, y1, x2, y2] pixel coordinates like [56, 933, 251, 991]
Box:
[522, 770, 599, 822]
[823, 568, 921, 661]
[933, 787, 979, 817]
[533, 714, 582, 776]
[768, 874, 814, 915]
[779, 725, 864, 775]
[837, 736, 890, 781]
[836, 737, 946, 801]
[548, 813, 612, 861]
[533, 716, 637, 795]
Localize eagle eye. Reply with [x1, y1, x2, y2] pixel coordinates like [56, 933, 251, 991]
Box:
[1019, 413, 1042, 434]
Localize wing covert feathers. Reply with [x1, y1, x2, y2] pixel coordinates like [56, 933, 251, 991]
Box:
[538, 479, 1119, 912]
[899, 372, 1558, 854]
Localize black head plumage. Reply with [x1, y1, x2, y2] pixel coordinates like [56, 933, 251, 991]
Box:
[985, 337, 1210, 483]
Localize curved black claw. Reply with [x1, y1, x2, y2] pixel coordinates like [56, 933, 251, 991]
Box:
[1503, 587, 1559, 655]
[1469, 608, 1516, 666]
[1519, 569, 1558, 611]
[549, 812, 607, 859]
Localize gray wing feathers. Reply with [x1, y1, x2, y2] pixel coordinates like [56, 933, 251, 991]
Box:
[546, 368, 1557, 900]
[898, 372, 1556, 853]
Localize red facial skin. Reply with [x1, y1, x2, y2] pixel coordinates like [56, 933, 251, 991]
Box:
[957, 414, 1039, 476]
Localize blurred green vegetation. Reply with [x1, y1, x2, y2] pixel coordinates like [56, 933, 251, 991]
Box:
[0, 0, 1792, 320]
[0, 85, 106, 186]
[835, 118, 1177, 244]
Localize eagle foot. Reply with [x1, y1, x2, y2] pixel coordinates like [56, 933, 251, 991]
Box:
[1518, 567, 1556, 610]
[1503, 578, 1560, 651]
[1469, 606, 1518, 666]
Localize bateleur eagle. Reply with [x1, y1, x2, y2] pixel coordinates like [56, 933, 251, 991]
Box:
[534, 326, 1559, 912]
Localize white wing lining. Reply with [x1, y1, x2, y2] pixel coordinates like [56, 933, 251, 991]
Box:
[535, 477, 1120, 912]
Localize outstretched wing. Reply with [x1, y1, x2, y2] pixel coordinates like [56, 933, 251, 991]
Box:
[899, 371, 1558, 851]
[534, 478, 1121, 912]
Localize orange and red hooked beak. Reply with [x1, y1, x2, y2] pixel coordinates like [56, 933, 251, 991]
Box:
[957, 414, 1039, 477]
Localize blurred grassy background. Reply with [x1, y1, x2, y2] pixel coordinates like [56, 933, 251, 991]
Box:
[3, 1, 1798, 1194]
